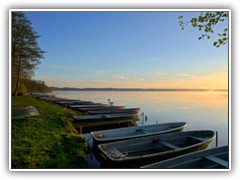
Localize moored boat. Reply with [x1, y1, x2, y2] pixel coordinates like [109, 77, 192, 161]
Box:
[141, 145, 229, 169]
[91, 122, 187, 143]
[77, 106, 125, 112]
[69, 104, 108, 109]
[56, 100, 96, 106]
[98, 130, 216, 168]
[88, 108, 141, 115]
[73, 113, 138, 122]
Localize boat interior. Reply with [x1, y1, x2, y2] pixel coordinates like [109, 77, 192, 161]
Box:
[106, 136, 205, 158]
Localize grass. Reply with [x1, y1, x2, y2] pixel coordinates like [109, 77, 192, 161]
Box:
[11, 96, 88, 169]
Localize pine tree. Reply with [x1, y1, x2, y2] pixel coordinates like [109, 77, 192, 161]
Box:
[12, 12, 45, 96]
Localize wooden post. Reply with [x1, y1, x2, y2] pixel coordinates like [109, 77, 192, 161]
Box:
[80, 126, 83, 134]
[142, 112, 144, 125]
[216, 131, 218, 147]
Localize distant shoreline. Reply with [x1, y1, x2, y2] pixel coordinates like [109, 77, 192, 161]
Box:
[51, 87, 228, 92]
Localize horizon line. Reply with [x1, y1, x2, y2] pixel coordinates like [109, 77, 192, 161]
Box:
[51, 87, 228, 92]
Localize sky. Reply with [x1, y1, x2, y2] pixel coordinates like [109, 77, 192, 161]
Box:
[24, 10, 229, 89]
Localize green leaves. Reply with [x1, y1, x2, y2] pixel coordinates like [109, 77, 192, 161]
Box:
[218, 39, 224, 44]
[178, 12, 229, 48]
[178, 15, 185, 30]
[213, 37, 228, 48]
[178, 15, 183, 19]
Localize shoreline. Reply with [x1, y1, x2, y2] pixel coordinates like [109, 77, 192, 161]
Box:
[11, 96, 88, 169]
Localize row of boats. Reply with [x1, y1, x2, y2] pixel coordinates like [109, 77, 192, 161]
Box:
[91, 123, 228, 169]
[38, 96, 141, 123]
[36, 94, 229, 169]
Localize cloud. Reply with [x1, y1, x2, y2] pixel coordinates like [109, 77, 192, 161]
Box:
[132, 77, 144, 81]
[149, 70, 228, 89]
[113, 75, 128, 80]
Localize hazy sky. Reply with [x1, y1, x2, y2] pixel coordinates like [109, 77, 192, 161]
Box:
[25, 10, 228, 89]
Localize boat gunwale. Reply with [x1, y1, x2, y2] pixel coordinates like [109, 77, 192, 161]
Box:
[98, 130, 216, 162]
[140, 145, 229, 169]
[73, 113, 139, 121]
[91, 122, 188, 142]
[77, 106, 125, 111]
[88, 108, 141, 114]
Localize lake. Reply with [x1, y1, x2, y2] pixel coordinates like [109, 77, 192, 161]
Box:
[51, 90, 229, 168]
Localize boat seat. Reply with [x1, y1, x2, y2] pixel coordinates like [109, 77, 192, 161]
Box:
[203, 155, 228, 168]
[108, 148, 127, 159]
[188, 136, 204, 143]
[157, 141, 180, 150]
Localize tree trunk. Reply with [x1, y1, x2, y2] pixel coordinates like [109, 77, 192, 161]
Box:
[13, 56, 21, 96]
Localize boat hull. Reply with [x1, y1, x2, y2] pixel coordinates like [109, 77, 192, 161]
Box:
[77, 106, 125, 112]
[73, 113, 139, 122]
[91, 122, 187, 144]
[56, 100, 95, 106]
[88, 108, 141, 115]
[69, 104, 107, 110]
[141, 146, 229, 169]
[98, 130, 216, 168]
[12, 106, 40, 120]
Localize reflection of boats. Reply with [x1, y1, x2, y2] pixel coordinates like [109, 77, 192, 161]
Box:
[73, 113, 138, 122]
[77, 106, 125, 112]
[88, 108, 141, 115]
[12, 106, 40, 119]
[141, 146, 229, 169]
[91, 122, 187, 143]
[98, 130, 216, 168]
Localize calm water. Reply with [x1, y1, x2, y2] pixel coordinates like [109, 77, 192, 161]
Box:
[51, 90, 229, 168]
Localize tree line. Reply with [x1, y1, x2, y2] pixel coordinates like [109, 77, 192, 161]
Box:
[11, 12, 52, 95]
[12, 77, 52, 95]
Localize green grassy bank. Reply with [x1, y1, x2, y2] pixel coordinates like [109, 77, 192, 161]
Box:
[11, 96, 88, 169]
